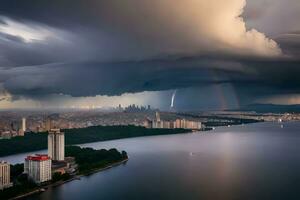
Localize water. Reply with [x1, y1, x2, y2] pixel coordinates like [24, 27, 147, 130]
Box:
[2, 122, 300, 200]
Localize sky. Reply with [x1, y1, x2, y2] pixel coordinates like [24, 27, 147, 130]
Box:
[0, 0, 299, 110]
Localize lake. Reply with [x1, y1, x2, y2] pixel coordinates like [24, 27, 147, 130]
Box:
[2, 122, 300, 200]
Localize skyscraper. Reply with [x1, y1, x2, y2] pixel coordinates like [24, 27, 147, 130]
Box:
[48, 129, 65, 161]
[0, 161, 13, 190]
[24, 155, 52, 184]
[22, 117, 26, 132]
[156, 111, 161, 122]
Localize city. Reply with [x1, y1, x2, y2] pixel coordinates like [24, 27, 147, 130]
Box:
[1, 129, 68, 192]
[1, 0, 300, 199]
[1, 104, 300, 198]
[1, 126, 128, 199]
[1, 105, 300, 139]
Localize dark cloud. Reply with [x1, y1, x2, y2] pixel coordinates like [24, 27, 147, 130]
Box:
[0, 0, 282, 64]
[274, 32, 300, 57]
[1, 58, 299, 100]
[0, 0, 299, 108]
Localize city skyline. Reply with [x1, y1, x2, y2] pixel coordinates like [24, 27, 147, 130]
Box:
[1, 1, 300, 198]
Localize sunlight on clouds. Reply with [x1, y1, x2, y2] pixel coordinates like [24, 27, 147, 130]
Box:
[0, 16, 56, 43]
[0, 84, 41, 109]
[0, 90, 171, 110]
[104, 0, 282, 57]
[257, 94, 300, 105]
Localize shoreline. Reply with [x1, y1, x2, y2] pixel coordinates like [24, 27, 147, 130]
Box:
[10, 158, 129, 200]
[0, 126, 192, 158]
[1, 122, 259, 160]
[0, 121, 265, 164]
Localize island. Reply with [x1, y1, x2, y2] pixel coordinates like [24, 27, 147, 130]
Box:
[0, 125, 191, 157]
[0, 146, 128, 200]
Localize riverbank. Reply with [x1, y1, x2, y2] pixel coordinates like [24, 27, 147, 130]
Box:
[0, 146, 128, 200]
[11, 158, 129, 200]
[14, 122, 300, 200]
[0, 125, 191, 157]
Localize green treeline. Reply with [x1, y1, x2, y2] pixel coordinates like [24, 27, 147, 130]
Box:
[0, 164, 37, 200]
[0, 146, 127, 199]
[0, 125, 190, 157]
[65, 146, 128, 174]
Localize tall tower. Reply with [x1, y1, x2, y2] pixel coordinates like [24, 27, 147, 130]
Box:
[0, 161, 13, 190]
[156, 111, 161, 122]
[48, 129, 65, 161]
[22, 117, 26, 132]
[24, 155, 52, 184]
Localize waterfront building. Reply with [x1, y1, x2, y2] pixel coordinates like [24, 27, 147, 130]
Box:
[162, 121, 171, 129]
[52, 157, 78, 176]
[185, 120, 202, 129]
[176, 119, 202, 130]
[24, 155, 52, 184]
[48, 129, 65, 161]
[175, 119, 181, 128]
[180, 119, 186, 129]
[0, 161, 13, 190]
[147, 115, 202, 130]
[152, 120, 162, 129]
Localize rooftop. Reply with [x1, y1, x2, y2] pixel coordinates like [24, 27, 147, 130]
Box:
[0, 160, 10, 165]
[26, 154, 50, 161]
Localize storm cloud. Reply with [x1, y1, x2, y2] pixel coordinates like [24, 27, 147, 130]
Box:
[0, 0, 299, 109]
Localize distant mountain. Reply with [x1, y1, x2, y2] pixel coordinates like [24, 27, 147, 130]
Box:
[237, 104, 300, 113]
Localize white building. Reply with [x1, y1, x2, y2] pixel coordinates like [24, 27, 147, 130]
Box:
[48, 129, 65, 161]
[0, 161, 13, 190]
[22, 117, 26, 132]
[156, 111, 161, 122]
[152, 118, 202, 130]
[185, 120, 202, 130]
[24, 154, 52, 184]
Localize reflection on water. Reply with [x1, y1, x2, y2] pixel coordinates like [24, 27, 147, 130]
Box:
[2, 122, 300, 200]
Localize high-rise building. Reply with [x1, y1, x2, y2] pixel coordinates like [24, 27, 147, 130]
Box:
[24, 155, 52, 184]
[180, 119, 186, 129]
[162, 121, 171, 129]
[175, 119, 181, 128]
[156, 111, 161, 122]
[22, 117, 26, 132]
[0, 161, 13, 190]
[48, 129, 65, 161]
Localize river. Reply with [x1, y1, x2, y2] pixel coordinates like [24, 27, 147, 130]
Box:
[2, 122, 300, 200]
